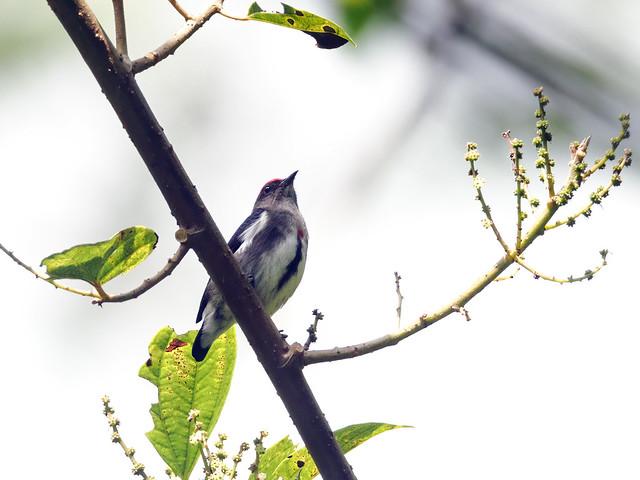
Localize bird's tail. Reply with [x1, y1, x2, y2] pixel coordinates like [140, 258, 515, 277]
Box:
[191, 310, 234, 362]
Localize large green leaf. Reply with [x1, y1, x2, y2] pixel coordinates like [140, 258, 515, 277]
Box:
[257, 423, 407, 479]
[139, 326, 236, 480]
[41, 226, 158, 286]
[247, 2, 355, 49]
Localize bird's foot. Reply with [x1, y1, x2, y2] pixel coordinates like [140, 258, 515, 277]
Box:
[280, 342, 305, 368]
[245, 273, 255, 288]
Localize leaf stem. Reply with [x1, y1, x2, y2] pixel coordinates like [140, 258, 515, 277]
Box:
[0, 242, 100, 299]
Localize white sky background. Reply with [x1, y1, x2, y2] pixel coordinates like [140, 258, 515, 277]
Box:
[1, 1, 639, 479]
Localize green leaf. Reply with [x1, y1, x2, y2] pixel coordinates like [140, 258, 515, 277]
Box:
[139, 326, 236, 480]
[41, 226, 158, 287]
[258, 423, 407, 480]
[248, 436, 296, 480]
[247, 2, 355, 49]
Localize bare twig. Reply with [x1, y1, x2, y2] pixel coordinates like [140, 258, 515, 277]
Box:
[303, 309, 324, 351]
[452, 305, 472, 322]
[111, 0, 129, 58]
[217, 9, 250, 21]
[93, 243, 189, 304]
[0, 241, 100, 299]
[132, 2, 222, 74]
[102, 395, 153, 479]
[514, 250, 608, 284]
[494, 266, 520, 282]
[394, 272, 404, 327]
[168, 0, 193, 20]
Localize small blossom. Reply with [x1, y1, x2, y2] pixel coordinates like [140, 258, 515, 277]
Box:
[190, 430, 206, 445]
[472, 176, 486, 189]
[187, 409, 200, 422]
[481, 218, 493, 229]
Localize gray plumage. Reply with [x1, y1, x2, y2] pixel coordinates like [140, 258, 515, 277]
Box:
[192, 171, 308, 361]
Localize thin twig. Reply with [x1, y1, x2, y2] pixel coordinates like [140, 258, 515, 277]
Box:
[111, 0, 129, 58]
[93, 243, 189, 304]
[102, 395, 153, 479]
[303, 309, 324, 351]
[494, 267, 520, 282]
[452, 305, 471, 322]
[394, 272, 404, 327]
[533, 87, 555, 198]
[503, 131, 525, 251]
[168, 0, 193, 20]
[132, 2, 222, 74]
[514, 250, 608, 284]
[583, 114, 631, 181]
[0, 241, 100, 298]
[466, 144, 511, 254]
[546, 148, 632, 230]
[217, 9, 250, 21]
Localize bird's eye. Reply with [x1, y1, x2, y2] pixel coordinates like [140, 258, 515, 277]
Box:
[263, 185, 272, 194]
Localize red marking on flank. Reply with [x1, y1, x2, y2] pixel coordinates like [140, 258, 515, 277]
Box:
[165, 338, 188, 352]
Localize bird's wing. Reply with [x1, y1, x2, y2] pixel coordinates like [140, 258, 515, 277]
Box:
[228, 208, 266, 253]
[195, 208, 266, 324]
[195, 280, 212, 324]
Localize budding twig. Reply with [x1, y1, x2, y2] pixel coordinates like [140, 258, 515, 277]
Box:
[503, 131, 526, 251]
[465, 143, 511, 254]
[546, 148, 632, 230]
[303, 309, 324, 351]
[102, 395, 154, 479]
[533, 86, 555, 197]
[513, 250, 608, 284]
[394, 272, 404, 327]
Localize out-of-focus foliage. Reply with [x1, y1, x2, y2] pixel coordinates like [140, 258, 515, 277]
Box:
[336, 0, 401, 36]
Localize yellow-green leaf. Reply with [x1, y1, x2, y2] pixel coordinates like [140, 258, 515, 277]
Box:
[139, 326, 236, 479]
[247, 2, 355, 49]
[41, 226, 158, 286]
[258, 423, 408, 480]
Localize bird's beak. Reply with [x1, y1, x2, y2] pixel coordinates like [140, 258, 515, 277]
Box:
[280, 170, 298, 188]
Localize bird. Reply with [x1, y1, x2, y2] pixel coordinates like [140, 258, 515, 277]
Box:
[192, 171, 308, 361]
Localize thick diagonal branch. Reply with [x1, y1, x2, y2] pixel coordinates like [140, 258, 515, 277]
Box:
[45, 1, 356, 478]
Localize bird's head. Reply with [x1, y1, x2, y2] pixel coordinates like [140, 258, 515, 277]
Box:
[253, 171, 299, 210]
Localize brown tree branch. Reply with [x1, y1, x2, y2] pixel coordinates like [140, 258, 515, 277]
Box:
[45, 1, 355, 478]
[132, 2, 222, 74]
[93, 243, 189, 304]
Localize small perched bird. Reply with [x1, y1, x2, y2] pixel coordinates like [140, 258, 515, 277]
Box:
[192, 171, 308, 361]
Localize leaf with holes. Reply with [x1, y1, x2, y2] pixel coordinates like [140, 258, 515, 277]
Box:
[254, 423, 408, 479]
[247, 2, 355, 49]
[139, 326, 236, 479]
[41, 226, 158, 288]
